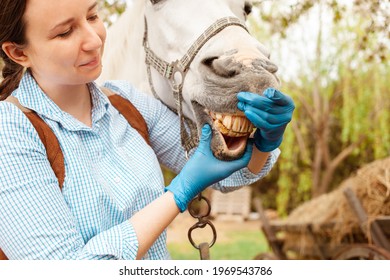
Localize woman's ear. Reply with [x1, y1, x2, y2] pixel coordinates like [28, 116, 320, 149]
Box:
[1, 42, 30, 68]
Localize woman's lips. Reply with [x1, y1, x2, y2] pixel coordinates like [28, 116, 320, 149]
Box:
[80, 57, 100, 68]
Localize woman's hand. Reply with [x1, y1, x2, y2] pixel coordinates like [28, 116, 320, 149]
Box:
[237, 88, 295, 152]
[165, 124, 253, 212]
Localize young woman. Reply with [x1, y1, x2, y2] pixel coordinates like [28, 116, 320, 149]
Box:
[0, 0, 294, 259]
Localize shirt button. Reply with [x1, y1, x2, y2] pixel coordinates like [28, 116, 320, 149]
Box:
[114, 177, 121, 184]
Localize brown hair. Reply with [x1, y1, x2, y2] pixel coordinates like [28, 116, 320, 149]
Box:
[0, 0, 27, 100]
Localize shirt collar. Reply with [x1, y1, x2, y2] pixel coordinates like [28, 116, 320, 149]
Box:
[13, 71, 110, 131]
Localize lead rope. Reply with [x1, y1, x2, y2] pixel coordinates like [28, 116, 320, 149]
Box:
[143, 15, 248, 260]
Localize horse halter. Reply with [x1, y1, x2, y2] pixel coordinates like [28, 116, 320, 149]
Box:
[143, 16, 248, 154]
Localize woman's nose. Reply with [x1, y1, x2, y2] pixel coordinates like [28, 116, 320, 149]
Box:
[81, 24, 103, 51]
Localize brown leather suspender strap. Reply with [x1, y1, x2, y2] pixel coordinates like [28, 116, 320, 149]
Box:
[1, 87, 149, 260]
[0, 250, 7, 260]
[5, 96, 66, 188]
[101, 87, 151, 145]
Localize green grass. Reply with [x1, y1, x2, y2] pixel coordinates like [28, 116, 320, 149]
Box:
[168, 230, 270, 260]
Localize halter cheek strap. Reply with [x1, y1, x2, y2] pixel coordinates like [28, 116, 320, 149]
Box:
[143, 16, 248, 154]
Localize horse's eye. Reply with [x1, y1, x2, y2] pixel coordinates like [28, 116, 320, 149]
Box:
[244, 3, 252, 15]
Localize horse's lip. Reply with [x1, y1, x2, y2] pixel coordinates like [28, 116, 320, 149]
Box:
[213, 128, 249, 156]
[208, 123, 249, 160]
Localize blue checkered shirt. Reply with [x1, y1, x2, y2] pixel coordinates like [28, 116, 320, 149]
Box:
[0, 72, 279, 259]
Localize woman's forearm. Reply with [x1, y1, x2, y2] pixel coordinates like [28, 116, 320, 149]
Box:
[247, 147, 270, 174]
[130, 191, 180, 259]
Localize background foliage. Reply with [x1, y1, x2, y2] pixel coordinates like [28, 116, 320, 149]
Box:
[249, 0, 389, 215]
[98, 0, 127, 26]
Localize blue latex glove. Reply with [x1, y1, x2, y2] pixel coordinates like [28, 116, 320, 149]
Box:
[237, 88, 295, 152]
[165, 124, 253, 212]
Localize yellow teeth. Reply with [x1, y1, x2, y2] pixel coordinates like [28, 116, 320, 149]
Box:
[209, 111, 254, 137]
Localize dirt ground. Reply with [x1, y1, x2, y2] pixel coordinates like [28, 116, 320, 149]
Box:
[167, 211, 261, 244]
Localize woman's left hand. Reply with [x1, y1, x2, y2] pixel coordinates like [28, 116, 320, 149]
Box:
[237, 88, 295, 152]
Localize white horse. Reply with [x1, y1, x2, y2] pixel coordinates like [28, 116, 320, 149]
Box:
[99, 0, 280, 160]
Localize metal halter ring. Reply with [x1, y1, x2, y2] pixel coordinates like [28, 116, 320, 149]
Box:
[188, 220, 217, 249]
[188, 194, 212, 219]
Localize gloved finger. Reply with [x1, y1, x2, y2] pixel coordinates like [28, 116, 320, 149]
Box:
[257, 126, 287, 141]
[239, 103, 293, 125]
[196, 124, 212, 154]
[199, 124, 212, 140]
[264, 88, 295, 107]
[245, 110, 281, 130]
[237, 95, 291, 115]
[245, 109, 291, 130]
[237, 92, 273, 111]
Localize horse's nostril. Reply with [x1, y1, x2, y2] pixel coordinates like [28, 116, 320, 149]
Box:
[202, 56, 241, 78]
[253, 59, 278, 74]
[265, 60, 278, 74]
[202, 56, 218, 68]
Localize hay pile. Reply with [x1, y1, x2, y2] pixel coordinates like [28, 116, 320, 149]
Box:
[276, 157, 390, 258]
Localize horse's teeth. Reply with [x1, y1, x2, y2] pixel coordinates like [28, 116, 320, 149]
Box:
[208, 110, 254, 136]
[222, 115, 232, 129]
[243, 119, 249, 131]
[214, 119, 229, 134]
[240, 118, 245, 131]
[232, 116, 241, 132]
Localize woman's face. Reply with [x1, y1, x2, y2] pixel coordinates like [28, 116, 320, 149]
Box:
[22, 0, 106, 89]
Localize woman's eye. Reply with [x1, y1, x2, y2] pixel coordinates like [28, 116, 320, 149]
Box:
[57, 29, 72, 38]
[88, 14, 99, 21]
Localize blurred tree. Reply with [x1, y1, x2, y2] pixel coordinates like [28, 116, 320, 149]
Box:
[98, 0, 127, 26]
[253, 0, 389, 63]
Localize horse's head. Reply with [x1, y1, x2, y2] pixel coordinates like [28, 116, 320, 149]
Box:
[102, 0, 280, 160]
